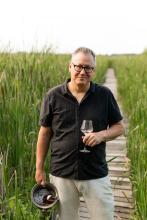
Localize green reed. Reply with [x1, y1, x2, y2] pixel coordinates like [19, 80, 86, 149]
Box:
[111, 54, 147, 219]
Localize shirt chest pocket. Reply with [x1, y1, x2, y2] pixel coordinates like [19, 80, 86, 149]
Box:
[53, 106, 76, 129]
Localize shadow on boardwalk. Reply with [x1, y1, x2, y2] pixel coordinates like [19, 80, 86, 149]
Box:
[79, 68, 134, 220]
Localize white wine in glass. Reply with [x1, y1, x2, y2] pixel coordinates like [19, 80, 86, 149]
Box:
[80, 120, 93, 153]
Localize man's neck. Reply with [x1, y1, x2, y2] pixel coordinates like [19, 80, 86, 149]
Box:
[68, 81, 90, 94]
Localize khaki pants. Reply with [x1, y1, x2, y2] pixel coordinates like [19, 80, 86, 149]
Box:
[50, 174, 114, 220]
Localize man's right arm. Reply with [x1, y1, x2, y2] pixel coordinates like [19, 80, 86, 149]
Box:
[35, 126, 52, 184]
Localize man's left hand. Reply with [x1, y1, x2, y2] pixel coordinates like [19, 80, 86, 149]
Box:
[82, 131, 106, 147]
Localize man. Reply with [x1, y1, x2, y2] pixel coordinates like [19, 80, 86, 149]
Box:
[35, 47, 124, 220]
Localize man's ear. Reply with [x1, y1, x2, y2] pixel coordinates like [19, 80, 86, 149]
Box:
[69, 63, 72, 72]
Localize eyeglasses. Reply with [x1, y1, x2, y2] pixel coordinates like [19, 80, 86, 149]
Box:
[72, 63, 95, 73]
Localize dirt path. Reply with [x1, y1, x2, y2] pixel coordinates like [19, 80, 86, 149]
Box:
[79, 68, 134, 220]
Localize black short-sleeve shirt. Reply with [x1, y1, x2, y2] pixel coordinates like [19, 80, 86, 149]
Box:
[39, 80, 123, 180]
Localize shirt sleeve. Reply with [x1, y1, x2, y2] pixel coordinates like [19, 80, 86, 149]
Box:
[107, 90, 123, 126]
[39, 94, 53, 127]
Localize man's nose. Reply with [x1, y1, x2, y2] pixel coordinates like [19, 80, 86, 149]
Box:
[80, 68, 86, 74]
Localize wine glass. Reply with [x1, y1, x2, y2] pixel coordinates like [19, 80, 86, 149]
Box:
[80, 120, 93, 153]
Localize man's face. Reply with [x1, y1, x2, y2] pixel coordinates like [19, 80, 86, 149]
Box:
[69, 52, 95, 86]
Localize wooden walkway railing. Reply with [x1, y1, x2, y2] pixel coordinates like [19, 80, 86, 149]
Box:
[79, 69, 134, 220]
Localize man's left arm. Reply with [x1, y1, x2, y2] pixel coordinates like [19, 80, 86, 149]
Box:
[101, 120, 125, 142]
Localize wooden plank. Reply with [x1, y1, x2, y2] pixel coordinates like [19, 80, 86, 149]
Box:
[107, 152, 127, 157]
[111, 176, 131, 184]
[114, 196, 133, 203]
[106, 148, 127, 154]
[107, 156, 127, 163]
[80, 217, 90, 219]
[109, 166, 130, 171]
[115, 201, 133, 209]
[113, 189, 132, 198]
[80, 197, 86, 202]
[110, 176, 131, 183]
[107, 139, 126, 144]
[79, 211, 90, 218]
[109, 170, 130, 177]
[115, 212, 132, 219]
[109, 169, 130, 177]
[112, 185, 132, 190]
[106, 156, 127, 163]
[107, 138, 126, 142]
[79, 209, 88, 215]
[81, 196, 133, 204]
[115, 206, 134, 214]
[106, 141, 126, 149]
[109, 173, 130, 178]
[79, 200, 134, 219]
[116, 136, 126, 140]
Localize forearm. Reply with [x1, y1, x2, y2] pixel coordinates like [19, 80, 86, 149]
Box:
[36, 127, 52, 171]
[101, 121, 125, 142]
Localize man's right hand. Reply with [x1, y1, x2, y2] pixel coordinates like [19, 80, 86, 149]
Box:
[35, 169, 46, 185]
[35, 126, 52, 185]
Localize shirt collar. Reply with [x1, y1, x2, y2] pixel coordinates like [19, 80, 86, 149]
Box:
[61, 79, 95, 95]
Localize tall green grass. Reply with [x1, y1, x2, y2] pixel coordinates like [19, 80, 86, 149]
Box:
[0, 50, 108, 219]
[111, 54, 147, 220]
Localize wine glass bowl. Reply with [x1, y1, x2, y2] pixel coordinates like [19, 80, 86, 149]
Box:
[80, 120, 93, 153]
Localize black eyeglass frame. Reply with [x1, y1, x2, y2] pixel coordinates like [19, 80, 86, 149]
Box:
[72, 63, 95, 73]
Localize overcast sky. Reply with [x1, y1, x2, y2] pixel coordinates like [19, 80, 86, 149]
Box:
[0, 0, 147, 54]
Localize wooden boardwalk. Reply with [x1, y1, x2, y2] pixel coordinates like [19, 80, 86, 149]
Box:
[79, 69, 134, 220]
